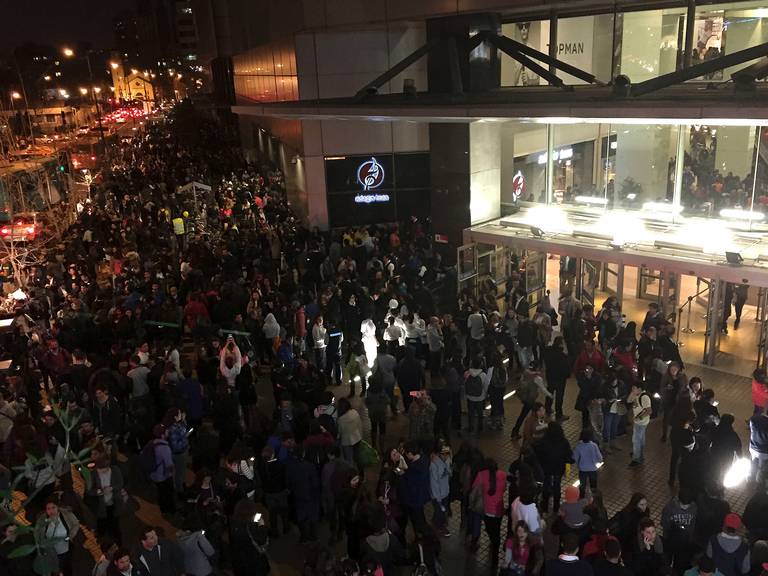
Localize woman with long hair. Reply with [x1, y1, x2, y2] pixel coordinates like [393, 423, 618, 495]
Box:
[610, 492, 651, 560]
[471, 457, 507, 566]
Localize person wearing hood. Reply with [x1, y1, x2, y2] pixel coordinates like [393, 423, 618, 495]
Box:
[176, 522, 216, 576]
[464, 357, 493, 433]
[706, 513, 750, 576]
[362, 507, 406, 576]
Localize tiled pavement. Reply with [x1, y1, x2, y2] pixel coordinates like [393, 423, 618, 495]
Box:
[112, 349, 756, 576]
[265, 361, 757, 576]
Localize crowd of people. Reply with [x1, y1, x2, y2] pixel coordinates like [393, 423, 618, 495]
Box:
[0, 101, 767, 576]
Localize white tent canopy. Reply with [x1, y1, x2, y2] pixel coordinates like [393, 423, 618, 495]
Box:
[177, 181, 211, 195]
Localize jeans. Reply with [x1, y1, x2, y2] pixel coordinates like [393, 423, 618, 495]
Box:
[172, 450, 187, 493]
[341, 442, 359, 468]
[370, 419, 386, 447]
[603, 412, 620, 444]
[467, 399, 484, 431]
[516, 346, 532, 370]
[451, 390, 463, 429]
[432, 497, 449, 530]
[545, 378, 566, 417]
[541, 474, 563, 514]
[588, 403, 604, 444]
[156, 477, 176, 514]
[314, 347, 326, 371]
[578, 470, 597, 498]
[512, 402, 533, 435]
[484, 515, 503, 564]
[632, 423, 648, 462]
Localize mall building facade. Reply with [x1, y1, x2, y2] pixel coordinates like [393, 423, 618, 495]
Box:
[229, 0, 768, 370]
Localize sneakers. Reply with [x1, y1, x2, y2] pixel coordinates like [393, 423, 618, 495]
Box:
[629, 460, 641, 467]
[556, 414, 570, 422]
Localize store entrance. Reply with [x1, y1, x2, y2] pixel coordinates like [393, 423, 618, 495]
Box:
[545, 257, 764, 377]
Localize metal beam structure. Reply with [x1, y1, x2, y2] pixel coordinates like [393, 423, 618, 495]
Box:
[354, 37, 442, 101]
[486, 34, 567, 89]
[490, 33, 598, 85]
[632, 41, 768, 96]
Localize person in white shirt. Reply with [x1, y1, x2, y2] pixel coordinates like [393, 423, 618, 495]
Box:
[467, 306, 486, 359]
[219, 337, 242, 387]
[312, 315, 328, 370]
[383, 316, 404, 355]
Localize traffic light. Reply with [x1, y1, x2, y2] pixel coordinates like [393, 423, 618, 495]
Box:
[58, 151, 70, 174]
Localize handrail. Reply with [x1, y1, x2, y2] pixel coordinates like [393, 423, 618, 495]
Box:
[676, 286, 710, 344]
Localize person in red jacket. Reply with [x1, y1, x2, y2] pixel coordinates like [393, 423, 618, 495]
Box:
[752, 368, 768, 416]
[574, 340, 605, 375]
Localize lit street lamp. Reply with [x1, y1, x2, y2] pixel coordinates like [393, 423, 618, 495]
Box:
[62, 47, 105, 152]
[79, 87, 88, 95]
[9, 91, 21, 111]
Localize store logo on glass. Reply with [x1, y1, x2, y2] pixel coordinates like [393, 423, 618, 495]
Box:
[355, 157, 389, 203]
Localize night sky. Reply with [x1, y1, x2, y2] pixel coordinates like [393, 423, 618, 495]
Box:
[0, 0, 135, 53]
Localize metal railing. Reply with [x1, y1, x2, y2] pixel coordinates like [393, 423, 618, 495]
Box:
[676, 285, 711, 347]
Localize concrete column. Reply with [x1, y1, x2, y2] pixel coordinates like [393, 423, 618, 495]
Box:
[430, 123, 470, 265]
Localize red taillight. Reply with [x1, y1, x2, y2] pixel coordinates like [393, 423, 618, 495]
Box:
[1, 228, 9, 235]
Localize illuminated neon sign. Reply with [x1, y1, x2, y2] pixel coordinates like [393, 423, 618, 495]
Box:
[357, 157, 385, 191]
[355, 156, 389, 203]
[355, 194, 390, 204]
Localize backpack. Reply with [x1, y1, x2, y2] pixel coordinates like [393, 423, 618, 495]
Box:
[139, 440, 160, 479]
[491, 366, 507, 390]
[465, 374, 483, 397]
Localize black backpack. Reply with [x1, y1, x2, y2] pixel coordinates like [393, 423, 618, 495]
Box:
[465, 374, 483, 397]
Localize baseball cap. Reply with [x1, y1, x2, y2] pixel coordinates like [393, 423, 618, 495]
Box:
[565, 485, 580, 503]
[723, 512, 742, 530]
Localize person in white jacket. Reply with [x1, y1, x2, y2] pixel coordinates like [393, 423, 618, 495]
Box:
[464, 358, 494, 433]
[312, 315, 328, 370]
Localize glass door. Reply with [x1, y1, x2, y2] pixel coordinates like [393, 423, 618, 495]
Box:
[637, 267, 663, 302]
[524, 251, 547, 312]
[457, 243, 478, 299]
[704, 279, 725, 366]
[600, 262, 624, 307]
[662, 271, 679, 324]
[757, 288, 768, 369]
[580, 260, 599, 309]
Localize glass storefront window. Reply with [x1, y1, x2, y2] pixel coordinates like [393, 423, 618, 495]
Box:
[555, 14, 615, 84]
[693, 2, 768, 81]
[679, 124, 766, 221]
[552, 123, 678, 211]
[499, 121, 548, 212]
[500, 20, 551, 87]
[616, 8, 686, 82]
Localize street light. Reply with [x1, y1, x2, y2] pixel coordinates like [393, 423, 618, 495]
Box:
[11, 92, 21, 100]
[61, 45, 104, 152]
[59, 89, 68, 97]
[110, 62, 119, 70]
[93, 87, 101, 94]
[79, 87, 88, 95]
[43, 75, 51, 81]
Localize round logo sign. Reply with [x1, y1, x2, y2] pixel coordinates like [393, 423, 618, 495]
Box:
[357, 157, 385, 191]
[512, 170, 525, 199]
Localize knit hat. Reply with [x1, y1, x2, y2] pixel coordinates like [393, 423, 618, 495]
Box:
[723, 512, 742, 530]
[564, 485, 580, 503]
